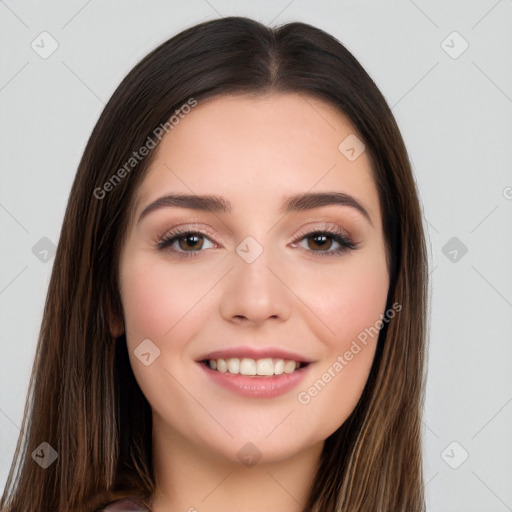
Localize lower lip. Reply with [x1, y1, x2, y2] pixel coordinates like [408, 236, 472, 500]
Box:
[198, 362, 312, 398]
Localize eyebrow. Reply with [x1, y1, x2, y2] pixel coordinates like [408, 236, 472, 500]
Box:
[137, 191, 373, 226]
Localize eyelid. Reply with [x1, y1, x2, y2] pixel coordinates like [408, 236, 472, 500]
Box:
[158, 220, 352, 242]
[156, 221, 358, 258]
[291, 221, 352, 240]
[156, 223, 219, 243]
[290, 224, 358, 257]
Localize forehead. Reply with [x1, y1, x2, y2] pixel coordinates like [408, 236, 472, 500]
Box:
[132, 93, 381, 226]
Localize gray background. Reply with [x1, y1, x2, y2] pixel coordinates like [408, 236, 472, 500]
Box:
[1, 1, 511, 510]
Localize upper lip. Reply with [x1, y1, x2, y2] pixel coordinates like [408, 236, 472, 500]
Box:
[198, 346, 314, 364]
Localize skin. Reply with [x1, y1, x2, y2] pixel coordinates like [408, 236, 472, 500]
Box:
[113, 93, 390, 512]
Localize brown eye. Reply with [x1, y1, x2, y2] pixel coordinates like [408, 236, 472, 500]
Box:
[306, 234, 333, 251]
[157, 230, 215, 257]
[292, 229, 357, 257]
[178, 234, 204, 251]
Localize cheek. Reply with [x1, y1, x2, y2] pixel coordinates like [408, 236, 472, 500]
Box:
[120, 259, 200, 343]
[297, 242, 390, 351]
[121, 263, 166, 342]
[119, 259, 209, 415]
[293, 244, 389, 431]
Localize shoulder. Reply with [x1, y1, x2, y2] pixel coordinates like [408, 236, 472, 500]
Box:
[98, 496, 152, 511]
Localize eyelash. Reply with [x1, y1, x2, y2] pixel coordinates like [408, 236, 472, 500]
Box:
[156, 226, 357, 259]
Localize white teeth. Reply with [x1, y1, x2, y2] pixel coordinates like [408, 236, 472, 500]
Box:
[274, 359, 284, 375]
[256, 358, 273, 376]
[283, 360, 297, 374]
[206, 357, 303, 376]
[228, 358, 240, 374]
[240, 358, 257, 375]
[216, 358, 227, 373]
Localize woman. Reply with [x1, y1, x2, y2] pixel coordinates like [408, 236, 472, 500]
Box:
[1, 16, 428, 512]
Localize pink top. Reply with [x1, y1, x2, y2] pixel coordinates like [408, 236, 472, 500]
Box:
[100, 497, 152, 511]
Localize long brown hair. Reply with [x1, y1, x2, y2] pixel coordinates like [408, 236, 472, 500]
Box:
[1, 16, 428, 512]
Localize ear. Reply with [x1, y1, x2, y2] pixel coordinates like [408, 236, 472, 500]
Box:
[107, 301, 125, 338]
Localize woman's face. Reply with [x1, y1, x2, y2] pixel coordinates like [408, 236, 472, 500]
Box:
[117, 93, 389, 464]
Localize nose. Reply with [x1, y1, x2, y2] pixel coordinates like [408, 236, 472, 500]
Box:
[219, 241, 293, 326]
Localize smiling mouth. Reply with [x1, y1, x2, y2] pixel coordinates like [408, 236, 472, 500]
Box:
[200, 357, 309, 376]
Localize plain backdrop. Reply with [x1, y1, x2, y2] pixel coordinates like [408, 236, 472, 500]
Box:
[1, 1, 511, 511]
